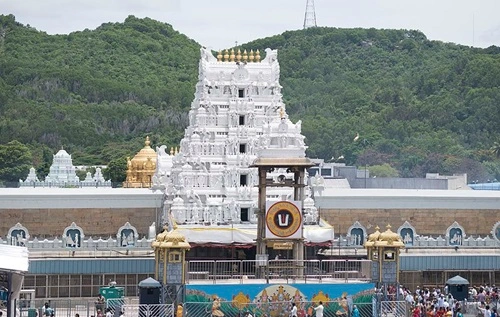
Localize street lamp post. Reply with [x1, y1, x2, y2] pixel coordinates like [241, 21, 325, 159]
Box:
[354, 134, 369, 188]
[361, 138, 369, 188]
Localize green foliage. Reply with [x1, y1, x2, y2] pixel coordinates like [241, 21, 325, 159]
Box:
[1, 15, 500, 182]
[0, 140, 33, 186]
[244, 27, 500, 181]
[0, 14, 198, 172]
[369, 164, 399, 178]
[103, 157, 127, 185]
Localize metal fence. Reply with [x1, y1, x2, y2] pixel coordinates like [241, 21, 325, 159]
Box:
[18, 298, 138, 317]
[121, 303, 174, 317]
[186, 259, 372, 284]
[17, 298, 411, 317]
[184, 300, 377, 317]
[379, 301, 409, 317]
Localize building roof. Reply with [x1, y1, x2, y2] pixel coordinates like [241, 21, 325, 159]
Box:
[314, 188, 500, 210]
[0, 187, 164, 209]
[446, 275, 469, 285]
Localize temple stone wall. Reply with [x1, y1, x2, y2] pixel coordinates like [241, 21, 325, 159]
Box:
[321, 208, 500, 236]
[0, 208, 156, 238]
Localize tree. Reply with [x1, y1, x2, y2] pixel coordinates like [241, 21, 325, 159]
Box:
[369, 164, 400, 178]
[103, 157, 127, 186]
[491, 141, 500, 159]
[0, 140, 33, 186]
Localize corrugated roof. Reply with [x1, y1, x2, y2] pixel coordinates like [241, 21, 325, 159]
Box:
[400, 255, 500, 271]
[29, 258, 154, 274]
[26, 254, 500, 275]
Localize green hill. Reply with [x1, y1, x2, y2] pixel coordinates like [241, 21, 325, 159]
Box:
[0, 14, 499, 184]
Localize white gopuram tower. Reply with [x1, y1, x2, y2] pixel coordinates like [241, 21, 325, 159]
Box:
[153, 47, 314, 227]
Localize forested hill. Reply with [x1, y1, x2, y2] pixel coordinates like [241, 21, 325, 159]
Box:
[0, 14, 499, 184]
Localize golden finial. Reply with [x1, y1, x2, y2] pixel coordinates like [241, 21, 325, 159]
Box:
[230, 48, 235, 62]
[279, 106, 285, 119]
[243, 49, 248, 62]
[236, 49, 242, 62]
[217, 50, 222, 61]
[145, 136, 150, 147]
[223, 49, 229, 62]
[255, 49, 261, 62]
[170, 147, 174, 156]
[249, 49, 254, 62]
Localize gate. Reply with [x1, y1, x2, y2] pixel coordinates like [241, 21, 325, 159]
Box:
[380, 300, 409, 317]
[121, 303, 174, 317]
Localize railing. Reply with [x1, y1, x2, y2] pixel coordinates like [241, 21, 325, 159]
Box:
[185, 299, 376, 317]
[18, 298, 139, 317]
[186, 259, 372, 284]
[122, 303, 174, 317]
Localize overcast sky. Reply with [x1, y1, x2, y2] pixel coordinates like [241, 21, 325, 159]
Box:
[1, 0, 499, 49]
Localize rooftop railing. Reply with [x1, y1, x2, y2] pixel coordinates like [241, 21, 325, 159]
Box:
[186, 259, 372, 284]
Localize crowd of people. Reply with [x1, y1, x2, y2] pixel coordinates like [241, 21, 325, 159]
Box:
[400, 284, 499, 317]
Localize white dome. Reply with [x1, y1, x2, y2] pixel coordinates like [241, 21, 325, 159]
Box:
[173, 196, 184, 205]
[54, 149, 71, 158]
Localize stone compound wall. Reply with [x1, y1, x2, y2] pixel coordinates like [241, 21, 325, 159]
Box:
[0, 207, 157, 238]
[320, 208, 500, 236]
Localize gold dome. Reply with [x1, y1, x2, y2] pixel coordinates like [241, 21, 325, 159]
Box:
[152, 228, 190, 249]
[367, 226, 381, 242]
[364, 225, 404, 248]
[379, 224, 402, 243]
[373, 224, 405, 247]
[130, 136, 156, 164]
[123, 136, 157, 188]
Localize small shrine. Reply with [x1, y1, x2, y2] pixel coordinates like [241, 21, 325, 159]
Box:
[364, 224, 405, 285]
[124, 136, 157, 188]
[151, 224, 190, 304]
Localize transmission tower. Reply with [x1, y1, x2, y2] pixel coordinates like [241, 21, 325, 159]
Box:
[303, 0, 317, 29]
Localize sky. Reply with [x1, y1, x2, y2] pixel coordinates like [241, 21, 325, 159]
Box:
[1, 0, 499, 49]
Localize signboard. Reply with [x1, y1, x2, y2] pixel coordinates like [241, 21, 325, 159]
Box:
[265, 201, 303, 239]
[273, 242, 294, 250]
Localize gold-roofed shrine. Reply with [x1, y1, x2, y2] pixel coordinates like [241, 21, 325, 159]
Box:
[152, 226, 190, 285]
[365, 224, 405, 249]
[123, 136, 157, 188]
[364, 224, 405, 284]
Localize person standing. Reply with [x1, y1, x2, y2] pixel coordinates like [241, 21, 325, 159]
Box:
[41, 302, 54, 316]
[352, 305, 360, 317]
[290, 303, 297, 317]
[478, 305, 491, 317]
[314, 302, 324, 317]
[177, 303, 183, 317]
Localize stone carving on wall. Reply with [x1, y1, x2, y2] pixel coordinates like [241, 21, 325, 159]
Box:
[63, 222, 84, 248]
[7, 222, 30, 246]
[446, 221, 465, 246]
[491, 221, 500, 243]
[397, 221, 417, 247]
[117, 222, 139, 247]
[347, 221, 366, 246]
